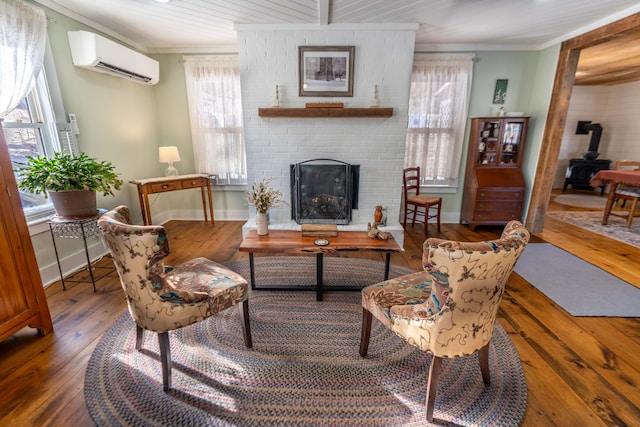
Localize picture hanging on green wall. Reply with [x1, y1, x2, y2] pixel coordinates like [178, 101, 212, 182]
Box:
[493, 79, 508, 104]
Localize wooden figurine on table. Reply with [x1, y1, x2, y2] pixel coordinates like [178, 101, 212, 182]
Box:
[367, 222, 390, 240]
[374, 205, 383, 226]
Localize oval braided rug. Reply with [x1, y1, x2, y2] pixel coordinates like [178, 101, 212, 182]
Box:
[85, 257, 527, 426]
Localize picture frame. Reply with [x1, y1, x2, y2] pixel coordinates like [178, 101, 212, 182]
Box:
[298, 46, 355, 97]
[493, 79, 508, 104]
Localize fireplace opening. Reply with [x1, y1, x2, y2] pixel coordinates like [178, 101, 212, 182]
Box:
[290, 159, 359, 225]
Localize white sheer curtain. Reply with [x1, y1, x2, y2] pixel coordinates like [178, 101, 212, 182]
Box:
[404, 54, 474, 187]
[183, 55, 246, 184]
[0, 0, 47, 116]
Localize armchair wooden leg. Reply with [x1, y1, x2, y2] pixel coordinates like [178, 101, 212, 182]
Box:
[240, 299, 253, 349]
[478, 342, 491, 385]
[158, 332, 172, 392]
[359, 308, 372, 357]
[426, 355, 442, 423]
[135, 325, 144, 350]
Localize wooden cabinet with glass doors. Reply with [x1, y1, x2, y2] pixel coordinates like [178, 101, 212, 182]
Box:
[460, 117, 529, 230]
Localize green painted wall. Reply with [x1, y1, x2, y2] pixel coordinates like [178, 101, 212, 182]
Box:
[27, 5, 159, 279]
[26, 4, 232, 282]
[445, 50, 557, 221]
[36, 5, 247, 221]
[151, 53, 248, 218]
[521, 44, 561, 216]
[467, 51, 540, 117]
[45, 15, 159, 214]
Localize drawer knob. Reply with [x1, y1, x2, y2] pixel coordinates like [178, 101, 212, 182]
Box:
[162, 184, 169, 189]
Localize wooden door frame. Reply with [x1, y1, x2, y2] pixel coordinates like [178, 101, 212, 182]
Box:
[525, 13, 640, 233]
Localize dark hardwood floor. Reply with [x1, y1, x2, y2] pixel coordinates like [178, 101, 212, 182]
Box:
[1, 195, 639, 426]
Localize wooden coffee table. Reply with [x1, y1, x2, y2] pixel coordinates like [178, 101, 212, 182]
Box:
[239, 230, 402, 301]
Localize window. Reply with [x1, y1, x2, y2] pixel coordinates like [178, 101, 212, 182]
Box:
[1, 52, 76, 223]
[404, 54, 474, 188]
[183, 55, 247, 185]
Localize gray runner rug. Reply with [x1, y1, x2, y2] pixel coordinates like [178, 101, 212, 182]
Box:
[513, 243, 640, 317]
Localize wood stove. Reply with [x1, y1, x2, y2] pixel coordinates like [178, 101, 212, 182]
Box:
[290, 159, 359, 224]
[563, 159, 611, 194]
[564, 120, 611, 194]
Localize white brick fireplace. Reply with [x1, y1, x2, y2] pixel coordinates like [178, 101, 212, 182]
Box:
[236, 25, 418, 248]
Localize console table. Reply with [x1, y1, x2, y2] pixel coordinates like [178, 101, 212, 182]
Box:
[130, 174, 214, 225]
[239, 230, 402, 301]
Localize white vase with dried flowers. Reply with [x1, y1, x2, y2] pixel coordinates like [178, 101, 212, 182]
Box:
[246, 177, 287, 235]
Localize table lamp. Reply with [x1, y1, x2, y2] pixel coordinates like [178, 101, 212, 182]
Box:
[159, 146, 181, 176]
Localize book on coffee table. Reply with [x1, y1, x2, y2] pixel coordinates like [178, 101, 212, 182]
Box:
[301, 224, 338, 237]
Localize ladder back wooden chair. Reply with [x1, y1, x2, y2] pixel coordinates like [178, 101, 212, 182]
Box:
[613, 160, 640, 227]
[402, 166, 442, 238]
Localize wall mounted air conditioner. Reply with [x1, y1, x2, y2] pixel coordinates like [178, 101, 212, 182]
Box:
[67, 31, 159, 85]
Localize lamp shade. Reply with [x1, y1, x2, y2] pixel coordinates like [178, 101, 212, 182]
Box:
[159, 146, 181, 163]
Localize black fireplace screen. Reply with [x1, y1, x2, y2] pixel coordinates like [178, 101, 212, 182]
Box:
[290, 159, 359, 225]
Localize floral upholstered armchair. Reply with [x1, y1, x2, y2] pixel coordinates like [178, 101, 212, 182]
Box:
[98, 205, 252, 392]
[359, 220, 530, 422]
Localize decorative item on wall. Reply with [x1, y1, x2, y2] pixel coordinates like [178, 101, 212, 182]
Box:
[159, 146, 181, 176]
[272, 85, 280, 107]
[493, 79, 508, 104]
[298, 46, 355, 97]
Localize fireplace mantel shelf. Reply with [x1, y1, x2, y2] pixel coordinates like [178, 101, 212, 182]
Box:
[258, 107, 393, 118]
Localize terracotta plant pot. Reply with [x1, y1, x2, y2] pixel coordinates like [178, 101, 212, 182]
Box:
[48, 190, 98, 218]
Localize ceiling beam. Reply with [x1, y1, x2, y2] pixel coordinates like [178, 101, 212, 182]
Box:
[318, 0, 329, 25]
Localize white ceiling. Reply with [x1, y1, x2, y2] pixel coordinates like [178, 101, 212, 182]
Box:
[35, 0, 640, 53]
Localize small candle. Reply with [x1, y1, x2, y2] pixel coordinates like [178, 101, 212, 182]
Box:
[371, 84, 379, 107]
[272, 85, 280, 107]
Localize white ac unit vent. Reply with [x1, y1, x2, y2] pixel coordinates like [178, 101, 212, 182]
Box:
[67, 31, 159, 85]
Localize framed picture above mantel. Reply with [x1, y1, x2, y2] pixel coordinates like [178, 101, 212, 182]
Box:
[298, 46, 355, 97]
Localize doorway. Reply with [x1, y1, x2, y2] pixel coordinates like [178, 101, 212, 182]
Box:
[526, 13, 640, 233]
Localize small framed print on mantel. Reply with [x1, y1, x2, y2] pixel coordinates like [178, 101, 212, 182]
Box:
[298, 46, 355, 97]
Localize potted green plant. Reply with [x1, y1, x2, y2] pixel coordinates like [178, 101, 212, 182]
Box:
[14, 152, 123, 218]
